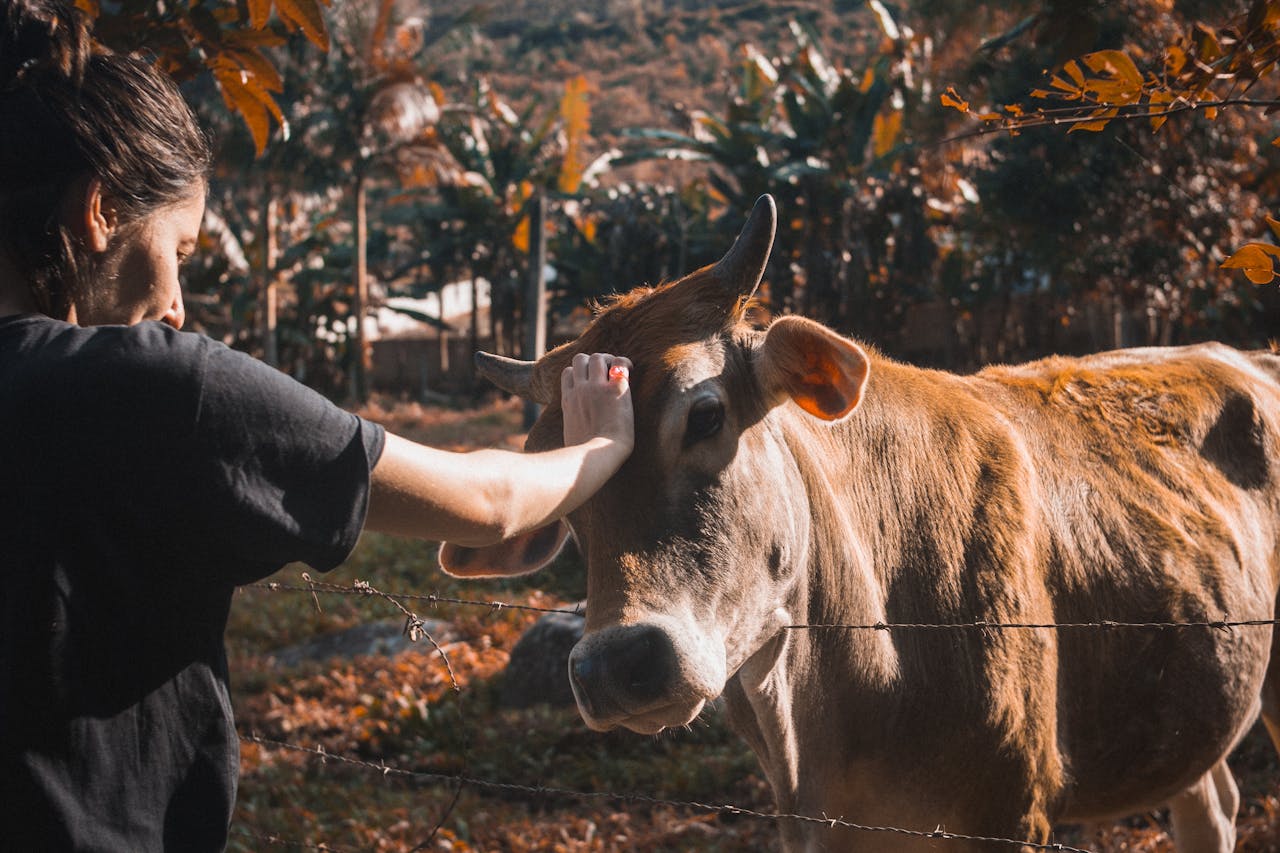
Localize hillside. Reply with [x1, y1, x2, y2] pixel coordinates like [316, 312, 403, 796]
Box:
[422, 0, 884, 162]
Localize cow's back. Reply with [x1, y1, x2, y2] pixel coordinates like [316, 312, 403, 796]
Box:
[971, 342, 1280, 817]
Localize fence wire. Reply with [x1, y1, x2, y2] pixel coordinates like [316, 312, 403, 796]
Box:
[240, 734, 1095, 853]
[244, 577, 1275, 633]
[246, 577, 583, 617]
[234, 574, 1278, 852]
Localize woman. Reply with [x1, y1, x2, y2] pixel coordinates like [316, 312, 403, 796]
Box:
[0, 2, 633, 850]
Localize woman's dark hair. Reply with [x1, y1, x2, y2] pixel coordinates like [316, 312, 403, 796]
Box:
[0, 0, 211, 318]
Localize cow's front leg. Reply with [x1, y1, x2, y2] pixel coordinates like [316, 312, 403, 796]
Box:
[1167, 760, 1238, 853]
[721, 623, 807, 850]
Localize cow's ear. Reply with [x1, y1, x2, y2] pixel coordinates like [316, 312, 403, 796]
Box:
[755, 316, 869, 421]
[438, 521, 572, 578]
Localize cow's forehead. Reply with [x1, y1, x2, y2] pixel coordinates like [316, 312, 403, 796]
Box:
[662, 341, 727, 392]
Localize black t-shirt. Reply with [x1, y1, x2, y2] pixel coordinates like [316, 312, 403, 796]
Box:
[0, 314, 385, 852]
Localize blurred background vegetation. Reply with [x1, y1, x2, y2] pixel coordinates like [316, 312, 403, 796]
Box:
[80, 0, 1280, 404]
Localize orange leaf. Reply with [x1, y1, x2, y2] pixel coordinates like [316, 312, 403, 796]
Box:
[872, 109, 902, 157]
[1082, 50, 1143, 89]
[511, 181, 534, 253]
[213, 65, 285, 154]
[215, 71, 271, 154]
[247, 0, 272, 29]
[1064, 60, 1085, 86]
[1147, 89, 1173, 131]
[1266, 216, 1280, 242]
[940, 86, 969, 113]
[276, 0, 329, 51]
[1221, 243, 1280, 284]
[558, 75, 591, 194]
[1192, 23, 1222, 62]
[512, 217, 530, 254]
[1165, 45, 1187, 77]
[73, 0, 100, 18]
[1272, 134, 1280, 147]
[1086, 78, 1140, 105]
[1068, 107, 1118, 133]
[227, 48, 283, 92]
[223, 28, 287, 49]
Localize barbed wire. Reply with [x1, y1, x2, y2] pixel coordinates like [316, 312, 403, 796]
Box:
[244, 577, 583, 618]
[244, 577, 1275, 633]
[284, 574, 472, 850]
[787, 615, 1275, 632]
[235, 574, 1274, 852]
[240, 734, 1095, 853]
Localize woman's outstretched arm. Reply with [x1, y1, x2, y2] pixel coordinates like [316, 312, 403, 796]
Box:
[365, 353, 633, 547]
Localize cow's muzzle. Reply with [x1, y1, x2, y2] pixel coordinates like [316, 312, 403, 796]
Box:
[568, 621, 721, 734]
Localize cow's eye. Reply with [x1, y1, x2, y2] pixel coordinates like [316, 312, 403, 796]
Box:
[685, 399, 724, 446]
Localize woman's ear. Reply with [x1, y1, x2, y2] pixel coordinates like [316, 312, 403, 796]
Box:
[71, 177, 117, 253]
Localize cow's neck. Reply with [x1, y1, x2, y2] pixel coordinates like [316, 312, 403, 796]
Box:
[729, 357, 997, 817]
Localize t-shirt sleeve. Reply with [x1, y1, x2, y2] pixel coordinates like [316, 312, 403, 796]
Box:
[179, 337, 386, 580]
[54, 322, 384, 586]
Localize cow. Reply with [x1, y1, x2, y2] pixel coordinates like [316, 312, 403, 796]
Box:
[440, 195, 1280, 852]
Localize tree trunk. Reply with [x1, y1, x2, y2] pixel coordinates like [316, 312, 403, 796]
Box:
[352, 172, 370, 403]
[469, 274, 480, 381]
[523, 193, 548, 429]
[261, 192, 279, 368]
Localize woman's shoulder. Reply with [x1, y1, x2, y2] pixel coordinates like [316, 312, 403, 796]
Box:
[1, 315, 219, 411]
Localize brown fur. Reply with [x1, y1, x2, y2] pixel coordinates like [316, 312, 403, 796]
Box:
[519, 275, 1280, 851]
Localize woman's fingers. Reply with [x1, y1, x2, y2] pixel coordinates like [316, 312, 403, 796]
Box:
[566, 352, 631, 396]
[587, 352, 610, 383]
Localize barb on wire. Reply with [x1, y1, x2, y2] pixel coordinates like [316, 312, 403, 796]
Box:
[241, 734, 1094, 853]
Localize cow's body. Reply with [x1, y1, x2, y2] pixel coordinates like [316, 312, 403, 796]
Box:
[722, 343, 1280, 849]
[444, 197, 1280, 851]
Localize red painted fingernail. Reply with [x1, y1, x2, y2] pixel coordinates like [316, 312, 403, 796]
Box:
[609, 364, 628, 382]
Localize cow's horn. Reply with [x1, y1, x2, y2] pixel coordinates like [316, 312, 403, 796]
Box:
[474, 351, 546, 402]
[712, 194, 776, 298]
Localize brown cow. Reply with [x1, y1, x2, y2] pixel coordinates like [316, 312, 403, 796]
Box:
[442, 196, 1280, 852]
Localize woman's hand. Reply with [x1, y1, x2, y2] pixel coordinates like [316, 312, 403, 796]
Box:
[561, 352, 634, 454]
